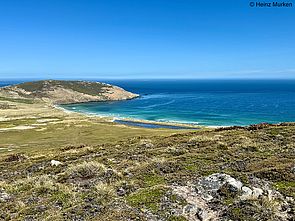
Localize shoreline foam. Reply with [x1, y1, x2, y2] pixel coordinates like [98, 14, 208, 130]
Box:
[56, 104, 210, 129]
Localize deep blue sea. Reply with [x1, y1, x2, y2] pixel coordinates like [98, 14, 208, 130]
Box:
[1, 79, 295, 126]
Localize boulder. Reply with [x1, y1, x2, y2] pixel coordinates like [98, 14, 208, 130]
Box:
[196, 173, 243, 201]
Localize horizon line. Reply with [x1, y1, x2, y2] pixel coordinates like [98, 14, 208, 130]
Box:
[1, 77, 295, 81]
[0, 77, 295, 82]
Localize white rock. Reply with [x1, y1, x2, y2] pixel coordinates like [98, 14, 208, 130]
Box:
[267, 189, 273, 201]
[240, 186, 253, 200]
[242, 186, 253, 195]
[51, 160, 62, 166]
[252, 187, 263, 198]
[200, 173, 243, 191]
[227, 177, 243, 190]
[201, 193, 214, 201]
[0, 190, 10, 202]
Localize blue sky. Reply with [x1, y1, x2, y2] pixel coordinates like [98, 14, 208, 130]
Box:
[0, 0, 294, 79]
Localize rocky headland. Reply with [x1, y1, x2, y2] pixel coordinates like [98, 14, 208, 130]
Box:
[0, 80, 139, 105]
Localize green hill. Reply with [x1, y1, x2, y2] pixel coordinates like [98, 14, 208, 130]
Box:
[0, 80, 139, 104]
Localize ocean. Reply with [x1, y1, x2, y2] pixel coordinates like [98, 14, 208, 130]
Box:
[1, 79, 295, 126]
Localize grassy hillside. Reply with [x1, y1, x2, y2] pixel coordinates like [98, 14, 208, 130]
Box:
[0, 80, 138, 104]
[0, 87, 294, 220]
[15, 80, 109, 97]
[0, 123, 294, 220]
[0, 98, 180, 154]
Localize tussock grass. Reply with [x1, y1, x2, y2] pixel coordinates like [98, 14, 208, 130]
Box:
[65, 161, 108, 179]
[188, 135, 219, 144]
[7, 175, 56, 194]
[94, 182, 116, 202]
[1, 123, 295, 220]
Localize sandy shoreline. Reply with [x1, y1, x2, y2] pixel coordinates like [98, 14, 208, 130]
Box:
[0, 98, 227, 130]
[55, 104, 228, 129]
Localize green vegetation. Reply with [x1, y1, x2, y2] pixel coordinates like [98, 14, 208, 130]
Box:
[65, 161, 108, 179]
[0, 96, 294, 220]
[167, 216, 188, 221]
[0, 117, 179, 154]
[274, 181, 295, 197]
[0, 118, 38, 128]
[0, 79, 139, 106]
[16, 80, 107, 96]
[0, 96, 35, 104]
[0, 122, 294, 220]
[126, 185, 167, 212]
[142, 173, 166, 187]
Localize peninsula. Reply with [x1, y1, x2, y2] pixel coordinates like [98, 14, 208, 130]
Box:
[0, 80, 139, 105]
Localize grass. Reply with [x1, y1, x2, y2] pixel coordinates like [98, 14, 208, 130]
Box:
[167, 216, 188, 221]
[0, 115, 182, 155]
[142, 173, 166, 187]
[16, 80, 108, 96]
[0, 99, 294, 220]
[274, 181, 295, 197]
[0, 96, 35, 104]
[0, 118, 38, 128]
[126, 185, 167, 213]
[65, 161, 108, 179]
[94, 182, 116, 203]
[1, 123, 294, 220]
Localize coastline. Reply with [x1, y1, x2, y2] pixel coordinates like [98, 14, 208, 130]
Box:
[55, 104, 220, 130]
[2, 79, 295, 128]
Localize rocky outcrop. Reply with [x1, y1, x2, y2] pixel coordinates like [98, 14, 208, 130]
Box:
[0, 80, 139, 105]
[172, 173, 294, 221]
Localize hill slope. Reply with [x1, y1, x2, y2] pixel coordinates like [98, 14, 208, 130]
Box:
[0, 80, 139, 104]
[0, 123, 294, 220]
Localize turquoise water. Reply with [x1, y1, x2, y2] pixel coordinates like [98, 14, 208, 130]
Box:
[61, 80, 295, 126]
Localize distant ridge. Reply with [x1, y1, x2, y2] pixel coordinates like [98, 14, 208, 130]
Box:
[0, 80, 139, 104]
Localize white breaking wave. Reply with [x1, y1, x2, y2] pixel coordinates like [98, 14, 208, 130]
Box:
[140, 100, 175, 109]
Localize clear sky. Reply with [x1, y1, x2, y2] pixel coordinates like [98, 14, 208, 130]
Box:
[0, 0, 294, 79]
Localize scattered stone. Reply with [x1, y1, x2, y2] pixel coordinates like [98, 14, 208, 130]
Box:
[195, 173, 243, 201]
[35, 205, 47, 213]
[116, 181, 135, 196]
[252, 187, 263, 198]
[155, 161, 180, 174]
[50, 160, 62, 166]
[240, 186, 253, 200]
[171, 173, 294, 221]
[173, 185, 218, 221]
[138, 139, 154, 148]
[117, 187, 126, 196]
[0, 189, 10, 202]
